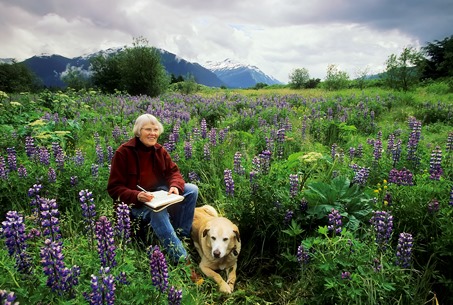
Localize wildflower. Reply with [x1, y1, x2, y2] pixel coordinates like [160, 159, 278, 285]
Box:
[429, 146, 443, 180]
[428, 199, 440, 214]
[233, 152, 245, 175]
[297, 245, 310, 265]
[276, 128, 285, 159]
[91, 164, 99, 177]
[259, 150, 272, 174]
[84, 267, 116, 305]
[201, 118, 207, 139]
[148, 245, 169, 293]
[396, 232, 413, 268]
[203, 143, 211, 161]
[0, 156, 8, 179]
[48, 167, 57, 183]
[331, 143, 337, 160]
[341, 271, 351, 280]
[450, 185, 453, 206]
[350, 164, 370, 186]
[188, 171, 200, 183]
[39, 146, 51, 166]
[373, 257, 382, 272]
[328, 208, 342, 235]
[40, 238, 80, 295]
[289, 174, 299, 198]
[107, 146, 114, 164]
[79, 189, 96, 239]
[209, 128, 217, 146]
[74, 149, 85, 166]
[164, 133, 176, 153]
[184, 141, 192, 159]
[388, 168, 413, 186]
[95, 216, 117, 268]
[1, 211, 33, 273]
[0, 290, 17, 304]
[70, 176, 78, 186]
[38, 198, 62, 241]
[6, 147, 17, 171]
[17, 164, 27, 178]
[223, 169, 234, 197]
[167, 286, 183, 305]
[115, 202, 131, 246]
[300, 198, 308, 212]
[370, 210, 393, 251]
[95, 144, 104, 165]
[249, 171, 259, 194]
[284, 210, 293, 225]
[446, 132, 453, 152]
[52, 142, 65, 170]
[112, 125, 122, 143]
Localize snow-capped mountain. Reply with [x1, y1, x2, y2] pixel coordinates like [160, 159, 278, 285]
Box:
[204, 58, 282, 88]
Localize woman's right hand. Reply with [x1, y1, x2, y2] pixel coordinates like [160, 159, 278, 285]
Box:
[137, 191, 154, 203]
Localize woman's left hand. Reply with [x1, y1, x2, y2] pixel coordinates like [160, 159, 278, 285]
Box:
[168, 186, 179, 195]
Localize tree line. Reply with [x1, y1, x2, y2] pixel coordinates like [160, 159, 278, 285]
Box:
[1, 35, 453, 95]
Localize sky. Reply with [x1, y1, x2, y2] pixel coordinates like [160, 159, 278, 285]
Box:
[0, 0, 452, 83]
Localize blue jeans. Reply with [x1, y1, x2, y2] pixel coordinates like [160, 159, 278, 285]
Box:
[130, 183, 198, 264]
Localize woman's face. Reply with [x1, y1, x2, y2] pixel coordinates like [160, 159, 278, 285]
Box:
[139, 122, 159, 147]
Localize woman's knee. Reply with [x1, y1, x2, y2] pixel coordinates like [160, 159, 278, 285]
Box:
[184, 183, 199, 195]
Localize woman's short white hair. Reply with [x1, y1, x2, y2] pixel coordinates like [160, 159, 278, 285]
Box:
[133, 114, 164, 137]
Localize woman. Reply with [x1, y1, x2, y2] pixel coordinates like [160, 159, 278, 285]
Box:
[107, 113, 198, 266]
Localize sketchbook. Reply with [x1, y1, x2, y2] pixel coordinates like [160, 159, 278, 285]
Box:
[143, 190, 184, 212]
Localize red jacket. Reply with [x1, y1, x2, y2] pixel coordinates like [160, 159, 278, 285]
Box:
[107, 137, 185, 207]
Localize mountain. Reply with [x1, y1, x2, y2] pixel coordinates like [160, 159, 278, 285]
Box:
[204, 58, 282, 88]
[4, 48, 282, 89]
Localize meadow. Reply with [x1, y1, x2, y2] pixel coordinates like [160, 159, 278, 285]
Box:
[0, 86, 452, 304]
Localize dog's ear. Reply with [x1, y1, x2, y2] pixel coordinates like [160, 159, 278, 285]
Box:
[202, 228, 210, 238]
[233, 230, 241, 243]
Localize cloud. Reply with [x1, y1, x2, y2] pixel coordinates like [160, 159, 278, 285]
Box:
[0, 0, 451, 83]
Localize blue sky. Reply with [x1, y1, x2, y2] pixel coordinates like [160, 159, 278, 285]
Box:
[0, 0, 451, 83]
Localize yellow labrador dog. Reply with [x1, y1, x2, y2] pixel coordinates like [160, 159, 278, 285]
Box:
[191, 205, 241, 294]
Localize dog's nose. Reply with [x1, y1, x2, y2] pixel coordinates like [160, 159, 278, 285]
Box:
[213, 250, 221, 258]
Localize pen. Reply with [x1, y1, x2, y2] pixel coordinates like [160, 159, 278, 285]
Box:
[137, 185, 149, 193]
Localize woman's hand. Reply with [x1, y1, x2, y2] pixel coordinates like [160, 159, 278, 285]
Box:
[137, 191, 154, 203]
[168, 186, 179, 195]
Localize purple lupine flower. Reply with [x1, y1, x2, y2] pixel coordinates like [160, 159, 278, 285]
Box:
[388, 168, 413, 186]
[188, 171, 200, 183]
[429, 146, 443, 180]
[38, 197, 62, 241]
[446, 132, 453, 152]
[351, 164, 370, 186]
[95, 216, 117, 268]
[172, 123, 180, 143]
[251, 156, 261, 173]
[39, 146, 51, 166]
[406, 117, 422, 165]
[392, 139, 402, 167]
[383, 192, 392, 206]
[164, 133, 176, 153]
[94, 132, 100, 145]
[331, 143, 337, 160]
[17, 164, 27, 178]
[373, 138, 382, 163]
[40, 238, 80, 295]
[233, 152, 245, 175]
[249, 171, 259, 194]
[224, 169, 234, 197]
[396, 232, 413, 268]
[84, 267, 116, 305]
[300, 198, 308, 212]
[370, 210, 393, 251]
[356, 143, 363, 158]
[203, 143, 211, 161]
[148, 245, 169, 293]
[276, 128, 285, 159]
[91, 164, 99, 178]
[373, 257, 383, 272]
[259, 150, 272, 174]
[209, 128, 217, 146]
[70, 176, 78, 186]
[96, 144, 104, 165]
[184, 141, 192, 159]
[386, 134, 395, 155]
[48, 167, 57, 183]
[6, 147, 17, 171]
[79, 189, 97, 241]
[115, 202, 131, 246]
[200, 118, 208, 139]
[289, 174, 299, 198]
[25, 135, 37, 158]
[112, 125, 122, 143]
[284, 210, 294, 225]
[28, 183, 42, 215]
[74, 149, 85, 166]
[297, 245, 310, 265]
[428, 199, 440, 214]
[52, 142, 64, 170]
[0, 156, 8, 180]
[0, 290, 17, 304]
[167, 286, 183, 305]
[341, 271, 351, 280]
[1, 211, 33, 273]
[107, 146, 114, 164]
[328, 208, 342, 235]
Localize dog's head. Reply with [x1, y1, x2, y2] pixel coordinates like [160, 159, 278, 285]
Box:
[202, 218, 241, 260]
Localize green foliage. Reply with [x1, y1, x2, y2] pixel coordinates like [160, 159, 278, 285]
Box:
[0, 61, 41, 93]
[384, 46, 425, 92]
[288, 67, 310, 89]
[422, 34, 453, 80]
[91, 37, 169, 97]
[61, 65, 92, 90]
[323, 64, 350, 91]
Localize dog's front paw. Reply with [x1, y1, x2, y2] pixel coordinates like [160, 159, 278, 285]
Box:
[219, 281, 232, 294]
[227, 280, 235, 292]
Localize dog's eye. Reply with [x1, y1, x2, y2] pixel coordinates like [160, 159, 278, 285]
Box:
[223, 238, 228, 242]
[211, 237, 216, 241]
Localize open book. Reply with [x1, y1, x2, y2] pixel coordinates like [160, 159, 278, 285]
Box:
[143, 190, 184, 212]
